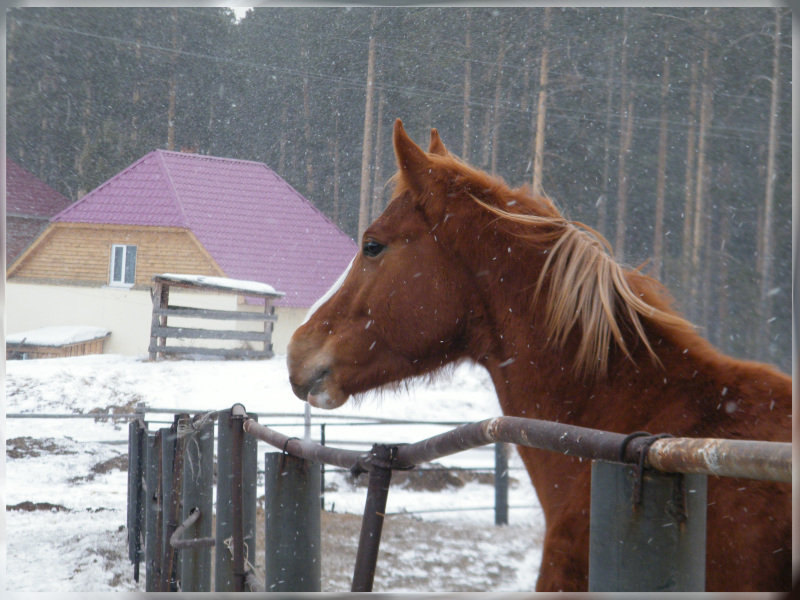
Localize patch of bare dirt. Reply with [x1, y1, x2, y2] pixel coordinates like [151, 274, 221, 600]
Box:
[86, 397, 141, 427]
[343, 462, 516, 492]
[68, 454, 128, 484]
[7, 501, 70, 512]
[246, 504, 541, 592]
[6, 436, 78, 459]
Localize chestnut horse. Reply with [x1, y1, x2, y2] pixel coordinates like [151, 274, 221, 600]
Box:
[288, 120, 791, 592]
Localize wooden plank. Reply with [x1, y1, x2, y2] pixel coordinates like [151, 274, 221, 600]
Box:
[149, 281, 169, 361]
[153, 275, 283, 299]
[147, 345, 272, 359]
[151, 326, 269, 342]
[153, 306, 277, 322]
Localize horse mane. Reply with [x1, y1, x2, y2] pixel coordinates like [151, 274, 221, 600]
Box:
[391, 141, 697, 378]
[468, 189, 696, 378]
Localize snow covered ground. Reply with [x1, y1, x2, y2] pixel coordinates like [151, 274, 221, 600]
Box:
[3, 354, 544, 592]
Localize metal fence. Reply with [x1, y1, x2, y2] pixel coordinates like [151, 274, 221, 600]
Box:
[126, 402, 791, 592]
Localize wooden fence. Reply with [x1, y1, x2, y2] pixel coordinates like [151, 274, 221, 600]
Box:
[148, 274, 283, 360]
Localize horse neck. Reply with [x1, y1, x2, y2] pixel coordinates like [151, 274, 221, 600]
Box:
[463, 235, 683, 431]
[477, 286, 790, 441]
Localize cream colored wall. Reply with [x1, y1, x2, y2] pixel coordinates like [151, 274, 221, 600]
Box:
[267, 306, 307, 354]
[6, 281, 307, 356]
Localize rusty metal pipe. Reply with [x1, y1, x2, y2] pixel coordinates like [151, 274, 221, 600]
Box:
[243, 416, 790, 483]
[169, 507, 216, 549]
[243, 418, 367, 471]
[351, 445, 394, 592]
[646, 437, 791, 482]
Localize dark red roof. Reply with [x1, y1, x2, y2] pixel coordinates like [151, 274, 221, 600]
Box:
[6, 158, 73, 217]
[53, 150, 357, 307]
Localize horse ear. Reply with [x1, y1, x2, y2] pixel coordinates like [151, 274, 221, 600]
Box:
[428, 128, 448, 156]
[393, 119, 432, 193]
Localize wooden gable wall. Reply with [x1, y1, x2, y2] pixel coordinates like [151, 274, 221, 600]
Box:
[8, 223, 224, 287]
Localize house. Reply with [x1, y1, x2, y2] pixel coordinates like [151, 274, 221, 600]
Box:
[5, 158, 74, 267]
[6, 150, 357, 356]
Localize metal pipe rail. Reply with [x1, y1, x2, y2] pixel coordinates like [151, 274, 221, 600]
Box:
[243, 415, 791, 482]
[242, 412, 789, 592]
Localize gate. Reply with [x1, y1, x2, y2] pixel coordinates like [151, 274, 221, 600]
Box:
[127, 403, 790, 592]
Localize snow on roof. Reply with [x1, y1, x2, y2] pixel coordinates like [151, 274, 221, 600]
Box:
[51, 150, 357, 307]
[6, 326, 110, 347]
[158, 273, 284, 297]
[6, 158, 73, 217]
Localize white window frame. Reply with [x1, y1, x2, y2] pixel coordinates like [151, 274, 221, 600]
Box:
[110, 244, 137, 287]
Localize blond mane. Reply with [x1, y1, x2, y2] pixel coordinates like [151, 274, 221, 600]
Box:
[469, 193, 694, 378]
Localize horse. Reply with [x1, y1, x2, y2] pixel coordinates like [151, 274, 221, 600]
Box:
[287, 119, 791, 592]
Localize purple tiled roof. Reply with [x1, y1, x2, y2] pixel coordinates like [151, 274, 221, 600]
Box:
[6, 158, 73, 217]
[53, 150, 357, 307]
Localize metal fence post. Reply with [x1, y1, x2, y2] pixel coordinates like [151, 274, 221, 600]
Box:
[144, 430, 162, 592]
[351, 445, 394, 592]
[177, 416, 215, 591]
[320, 423, 326, 511]
[588, 460, 707, 591]
[160, 422, 180, 591]
[127, 419, 146, 582]
[264, 452, 322, 591]
[215, 406, 258, 592]
[494, 442, 509, 525]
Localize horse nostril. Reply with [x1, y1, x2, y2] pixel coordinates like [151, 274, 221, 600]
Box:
[308, 368, 330, 397]
[290, 368, 330, 401]
[290, 379, 310, 400]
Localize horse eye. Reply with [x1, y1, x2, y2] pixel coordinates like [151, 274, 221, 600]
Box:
[362, 240, 385, 258]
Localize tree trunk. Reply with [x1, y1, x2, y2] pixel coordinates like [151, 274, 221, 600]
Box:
[757, 8, 782, 350]
[690, 41, 713, 322]
[531, 7, 551, 196]
[680, 61, 699, 298]
[166, 9, 179, 151]
[371, 89, 386, 220]
[596, 45, 616, 237]
[303, 44, 314, 196]
[357, 10, 378, 242]
[653, 52, 670, 281]
[332, 113, 341, 226]
[490, 37, 508, 176]
[132, 12, 142, 144]
[716, 192, 731, 347]
[461, 10, 472, 161]
[278, 102, 288, 175]
[614, 9, 632, 260]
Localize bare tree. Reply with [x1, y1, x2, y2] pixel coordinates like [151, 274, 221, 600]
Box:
[357, 10, 378, 242]
[461, 10, 472, 161]
[653, 51, 670, 281]
[166, 8, 179, 151]
[690, 39, 714, 320]
[614, 9, 633, 260]
[757, 8, 782, 347]
[680, 61, 699, 298]
[596, 45, 616, 237]
[490, 36, 508, 175]
[531, 7, 551, 196]
[370, 89, 386, 221]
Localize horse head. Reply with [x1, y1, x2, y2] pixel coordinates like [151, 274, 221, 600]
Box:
[287, 120, 517, 408]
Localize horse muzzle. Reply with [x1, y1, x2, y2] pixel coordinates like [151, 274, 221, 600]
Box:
[287, 342, 348, 409]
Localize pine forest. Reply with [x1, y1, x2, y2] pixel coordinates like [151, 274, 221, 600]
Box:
[6, 6, 792, 372]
